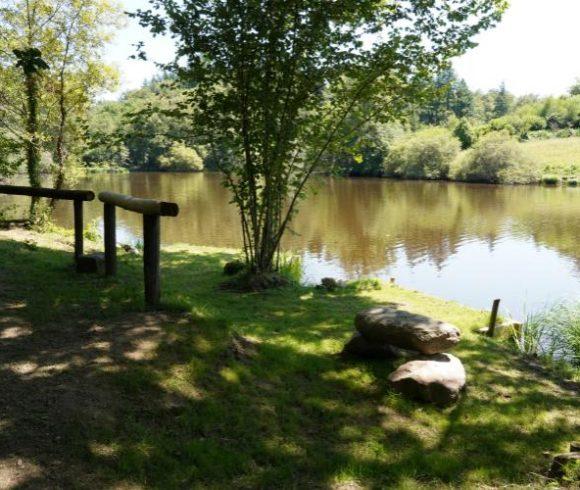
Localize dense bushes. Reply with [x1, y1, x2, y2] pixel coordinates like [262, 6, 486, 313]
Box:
[384, 128, 460, 180]
[158, 142, 204, 171]
[453, 133, 539, 184]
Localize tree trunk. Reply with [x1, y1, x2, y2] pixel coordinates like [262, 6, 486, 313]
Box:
[25, 71, 42, 223]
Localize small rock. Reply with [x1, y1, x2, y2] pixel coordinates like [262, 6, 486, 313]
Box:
[119, 243, 139, 254]
[320, 277, 342, 291]
[388, 353, 466, 406]
[355, 307, 460, 355]
[223, 260, 245, 276]
[571, 441, 580, 452]
[548, 452, 580, 479]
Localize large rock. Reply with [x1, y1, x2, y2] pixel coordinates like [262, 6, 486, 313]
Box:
[355, 307, 460, 354]
[388, 353, 466, 406]
[341, 333, 398, 359]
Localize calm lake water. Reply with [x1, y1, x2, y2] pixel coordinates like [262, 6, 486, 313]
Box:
[4, 172, 580, 318]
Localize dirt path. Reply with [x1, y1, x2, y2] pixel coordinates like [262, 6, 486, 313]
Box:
[0, 279, 186, 488]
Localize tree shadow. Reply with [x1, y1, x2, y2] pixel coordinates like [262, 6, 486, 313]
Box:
[0, 239, 578, 488]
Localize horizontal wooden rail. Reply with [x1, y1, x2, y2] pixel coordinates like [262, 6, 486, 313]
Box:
[0, 184, 95, 268]
[98, 192, 178, 217]
[98, 191, 179, 308]
[0, 184, 94, 201]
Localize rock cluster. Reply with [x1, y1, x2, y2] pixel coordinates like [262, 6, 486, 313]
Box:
[343, 306, 466, 406]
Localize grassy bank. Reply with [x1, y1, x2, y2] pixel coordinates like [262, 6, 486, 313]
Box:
[520, 136, 580, 177]
[0, 230, 578, 488]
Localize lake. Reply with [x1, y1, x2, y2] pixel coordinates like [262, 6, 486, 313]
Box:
[3, 172, 580, 318]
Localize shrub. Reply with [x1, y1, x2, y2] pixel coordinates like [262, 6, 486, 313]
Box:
[384, 127, 459, 180]
[453, 133, 539, 184]
[566, 177, 578, 187]
[158, 142, 204, 171]
[541, 174, 561, 185]
[453, 118, 476, 149]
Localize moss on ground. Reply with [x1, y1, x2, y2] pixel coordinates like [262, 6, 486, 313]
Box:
[0, 232, 578, 488]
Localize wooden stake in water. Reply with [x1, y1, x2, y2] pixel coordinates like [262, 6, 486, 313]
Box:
[487, 299, 501, 337]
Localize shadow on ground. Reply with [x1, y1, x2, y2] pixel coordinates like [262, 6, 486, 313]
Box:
[0, 239, 578, 488]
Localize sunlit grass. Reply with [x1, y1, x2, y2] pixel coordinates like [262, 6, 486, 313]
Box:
[512, 301, 580, 379]
[0, 234, 578, 488]
[520, 137, 580, 177]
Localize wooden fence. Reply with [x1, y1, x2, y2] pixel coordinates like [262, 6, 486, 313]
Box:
[98, 191, 179, 308]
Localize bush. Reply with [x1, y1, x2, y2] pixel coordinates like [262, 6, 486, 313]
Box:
[384, 127, 459, 180]
[453, 133, 540, 184]
[158, 142, 204, 171]
[566, 177, 578, 187]
[453, 118, 476, 149]
[541, 174, 561, 185]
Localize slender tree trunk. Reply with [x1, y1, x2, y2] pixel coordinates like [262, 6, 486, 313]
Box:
[25, 70, 41, 223]
[51, 74, 67, 208]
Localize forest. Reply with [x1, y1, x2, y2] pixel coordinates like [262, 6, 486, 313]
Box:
[82, 72, 580, 185]
[2, 8, 579, 189]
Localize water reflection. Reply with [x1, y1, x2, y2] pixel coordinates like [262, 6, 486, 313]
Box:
[2, 172, 579, 316]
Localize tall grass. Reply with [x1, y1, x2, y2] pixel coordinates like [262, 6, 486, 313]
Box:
[512, 301, 580, 376]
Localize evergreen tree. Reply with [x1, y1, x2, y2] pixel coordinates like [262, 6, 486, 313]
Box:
[493, 82, 511, 118]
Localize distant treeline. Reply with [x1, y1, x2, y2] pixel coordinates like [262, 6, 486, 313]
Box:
[82, 70, 580, 182]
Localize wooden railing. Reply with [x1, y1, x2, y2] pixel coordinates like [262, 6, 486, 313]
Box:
[0, 184, 94, 264]
[0, 185, 180, 309]
[98, 191, 179, 308]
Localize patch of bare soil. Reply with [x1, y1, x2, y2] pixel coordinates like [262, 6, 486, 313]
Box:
[0, 284, 189, 489]
[0, 228, 102, 254]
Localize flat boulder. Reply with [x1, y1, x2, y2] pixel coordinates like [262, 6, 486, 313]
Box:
[355, 306, 460, 354]
[388, 353, 466, 406]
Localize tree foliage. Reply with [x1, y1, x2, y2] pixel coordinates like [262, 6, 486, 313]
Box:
[134, 0, 506, 275]
[454, 132, 539, 184]
[384, 127, 459, 180]
[0, 0, 121, 219]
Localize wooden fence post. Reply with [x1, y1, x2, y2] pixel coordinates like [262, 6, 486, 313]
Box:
[104, 203, 117, 276]
[143, 214, 160, 308]
[487, 299, 501, 337]
[73, 199, 84, 260]
[98, 191, 178, 308]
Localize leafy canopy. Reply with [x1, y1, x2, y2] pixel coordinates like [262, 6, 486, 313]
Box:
[134, 0, 507, 273]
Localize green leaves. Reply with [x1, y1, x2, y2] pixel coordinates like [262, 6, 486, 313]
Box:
[134, 0, 506, 273]
[13, 48, 50, 75]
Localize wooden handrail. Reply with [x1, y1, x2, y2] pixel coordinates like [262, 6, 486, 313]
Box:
[0, 184, 94, 266]
[0, 184, 94, 201]
[98, 191, 178, 217]
[98, 190, 179, 308]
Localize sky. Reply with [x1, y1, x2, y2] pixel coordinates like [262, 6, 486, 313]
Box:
[103, 0, 580, 99]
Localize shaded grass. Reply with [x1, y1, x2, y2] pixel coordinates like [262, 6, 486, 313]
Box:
[0, 235, 578, 488]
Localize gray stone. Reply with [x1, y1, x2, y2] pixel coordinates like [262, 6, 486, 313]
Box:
[341, 333, 398, 359]
[388, 353, 466, 406]
[355, 306, 460, 354]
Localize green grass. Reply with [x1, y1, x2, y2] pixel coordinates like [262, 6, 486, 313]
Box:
[513, 302, 580, 376]
[0, 234, 578, 488]
[520, 136, 580, 178]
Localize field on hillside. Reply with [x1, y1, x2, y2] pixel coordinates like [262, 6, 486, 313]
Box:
[520, 136, 580, 176]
